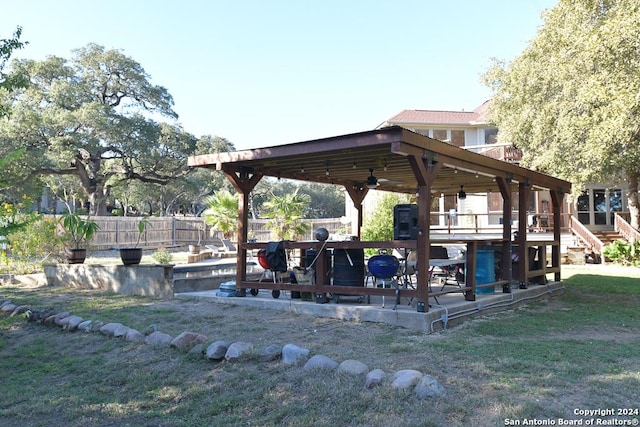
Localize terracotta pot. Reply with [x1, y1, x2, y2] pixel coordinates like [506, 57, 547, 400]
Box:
[189, 244, 201, 254]
[65, 248, 87, 264]
[120, 248, 143, 265]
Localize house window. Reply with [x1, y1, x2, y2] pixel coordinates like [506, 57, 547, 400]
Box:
[413, 128, 430, 137]
[433, 129, 447, 141]
[577, 191, 590, 224]
[593, 189, 607, 225]
[484, 128, 498, 145]
[451, 130, 465, 147]
[488, 192, 502, 211]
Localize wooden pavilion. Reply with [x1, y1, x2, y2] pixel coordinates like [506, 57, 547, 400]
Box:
[188, 126, 572, 312]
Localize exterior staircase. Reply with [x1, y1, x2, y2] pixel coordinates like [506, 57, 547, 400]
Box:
[569, 213, 640, 263]
[593, 230, 625, 246]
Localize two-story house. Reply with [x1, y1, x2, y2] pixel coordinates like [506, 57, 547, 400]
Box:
[374, 100, 630, 238]
[364, 100, 555, 234]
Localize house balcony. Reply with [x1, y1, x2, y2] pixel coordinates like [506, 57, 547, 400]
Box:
[466, 144, 523, 163]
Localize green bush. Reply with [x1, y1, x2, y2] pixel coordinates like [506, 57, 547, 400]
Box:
[603, 239, 640, 266]
[151, 248, 173, 264]
[2, 217, 66, 273]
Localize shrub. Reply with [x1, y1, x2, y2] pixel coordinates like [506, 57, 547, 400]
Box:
[603, 239, 640, 266]
[2, 217, 66, 273]
[151, 248, 173, 264]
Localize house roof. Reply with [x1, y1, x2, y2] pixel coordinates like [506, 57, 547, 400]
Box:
[188, 126, 571, 197]
[385, 99, 492, 127]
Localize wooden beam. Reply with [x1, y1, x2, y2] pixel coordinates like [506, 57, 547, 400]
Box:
[344, 185, 368, 239]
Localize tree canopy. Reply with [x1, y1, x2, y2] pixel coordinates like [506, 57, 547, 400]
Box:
[0, 27, 29, 193]
[0, 26, 28, 109]
[262, 189, 311, 240]
[483, 0, 640, 228]
[0, 43, 199, 215]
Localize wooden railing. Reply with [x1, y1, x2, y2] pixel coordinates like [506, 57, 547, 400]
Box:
[467, 144, 524, 163]
[239, 238, 514, 310]
[614, 213, 640, 243]
[431, 211, 572, 234]
[569, 216, 604, 260]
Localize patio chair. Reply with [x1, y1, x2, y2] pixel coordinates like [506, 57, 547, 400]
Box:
[220, 239, 237, 252]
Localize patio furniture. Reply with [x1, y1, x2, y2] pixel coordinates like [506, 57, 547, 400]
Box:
[253, 241, 289, 299]
[367, 254, 400, 308]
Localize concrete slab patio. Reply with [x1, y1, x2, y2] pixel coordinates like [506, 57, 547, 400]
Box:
[175, 280, 564, 334]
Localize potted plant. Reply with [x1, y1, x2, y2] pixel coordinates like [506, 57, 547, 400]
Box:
[61, 212, 100, 264]
[189, 223, 203, 254]
[119, 217, 151, 265]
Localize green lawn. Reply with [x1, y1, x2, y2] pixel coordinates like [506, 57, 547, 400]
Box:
[1, 263, 638, 426]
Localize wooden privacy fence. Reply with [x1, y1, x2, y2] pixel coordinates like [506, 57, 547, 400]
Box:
[84, 217, 345, 250]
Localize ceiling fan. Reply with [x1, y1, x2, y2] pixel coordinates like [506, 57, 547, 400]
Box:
[366, 169, 378, 189]
[366, 169, 405, 187]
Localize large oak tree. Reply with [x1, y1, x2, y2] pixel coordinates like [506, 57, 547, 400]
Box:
[0, 26, 28, 193]
[483, 0, 640, 228]
[0, 43, 197, 214]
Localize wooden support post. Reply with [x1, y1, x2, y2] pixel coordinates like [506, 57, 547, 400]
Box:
[465, 240, 477, 301]
[518, 181, 530, 289]
[550, 189, 563, 281]
[496, 176, 513, 292]
[222, 165, 262, 297]
[408, 151, 441, 312]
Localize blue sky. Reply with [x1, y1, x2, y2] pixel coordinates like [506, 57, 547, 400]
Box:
[2, 0, 556, 150]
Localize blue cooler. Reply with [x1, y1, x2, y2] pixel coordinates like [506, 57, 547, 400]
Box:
[475, 250, 495, 294]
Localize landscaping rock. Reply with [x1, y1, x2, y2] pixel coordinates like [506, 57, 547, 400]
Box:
[64, 315, 84, 331]
[10, 305, 30, 317]
[145, 331, 173, 346]
[414, 375, 446, 399]
[77, 320, 93, 333]
[303, 354, 338, 371]
[53, 312, 70, 326]
[260, 344, 282, 362]
[99, 322, 126, 337]
[282, 343, 310, 365]
[365, 369, 386, 389]
[113, 324, 131, 338]
[90, 321, 106, 333]
[43, 314, 57, 326]
[125, 329, 145, 343]
[206, 341, 230, 360]
[25, 309, 55, 323]
[337, 359, 368, 376]
[1, 303, 17, 314]
[170, 332, 208, 352]
[225, 341, 254, 362]
[189, 343, 206, 356]
[391, 370, 423, 390]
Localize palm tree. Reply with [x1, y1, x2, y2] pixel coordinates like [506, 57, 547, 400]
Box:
[202, 190, 239, 239]
[262, 189, 311, 240]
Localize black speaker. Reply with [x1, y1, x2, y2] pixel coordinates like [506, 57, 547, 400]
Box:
[393, 204, 418, 240]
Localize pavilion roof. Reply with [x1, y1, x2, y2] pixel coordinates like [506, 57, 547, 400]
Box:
[188, 126, 571, 196]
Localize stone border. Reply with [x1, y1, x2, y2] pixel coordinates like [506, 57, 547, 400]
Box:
[0, 297, 446, 400]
